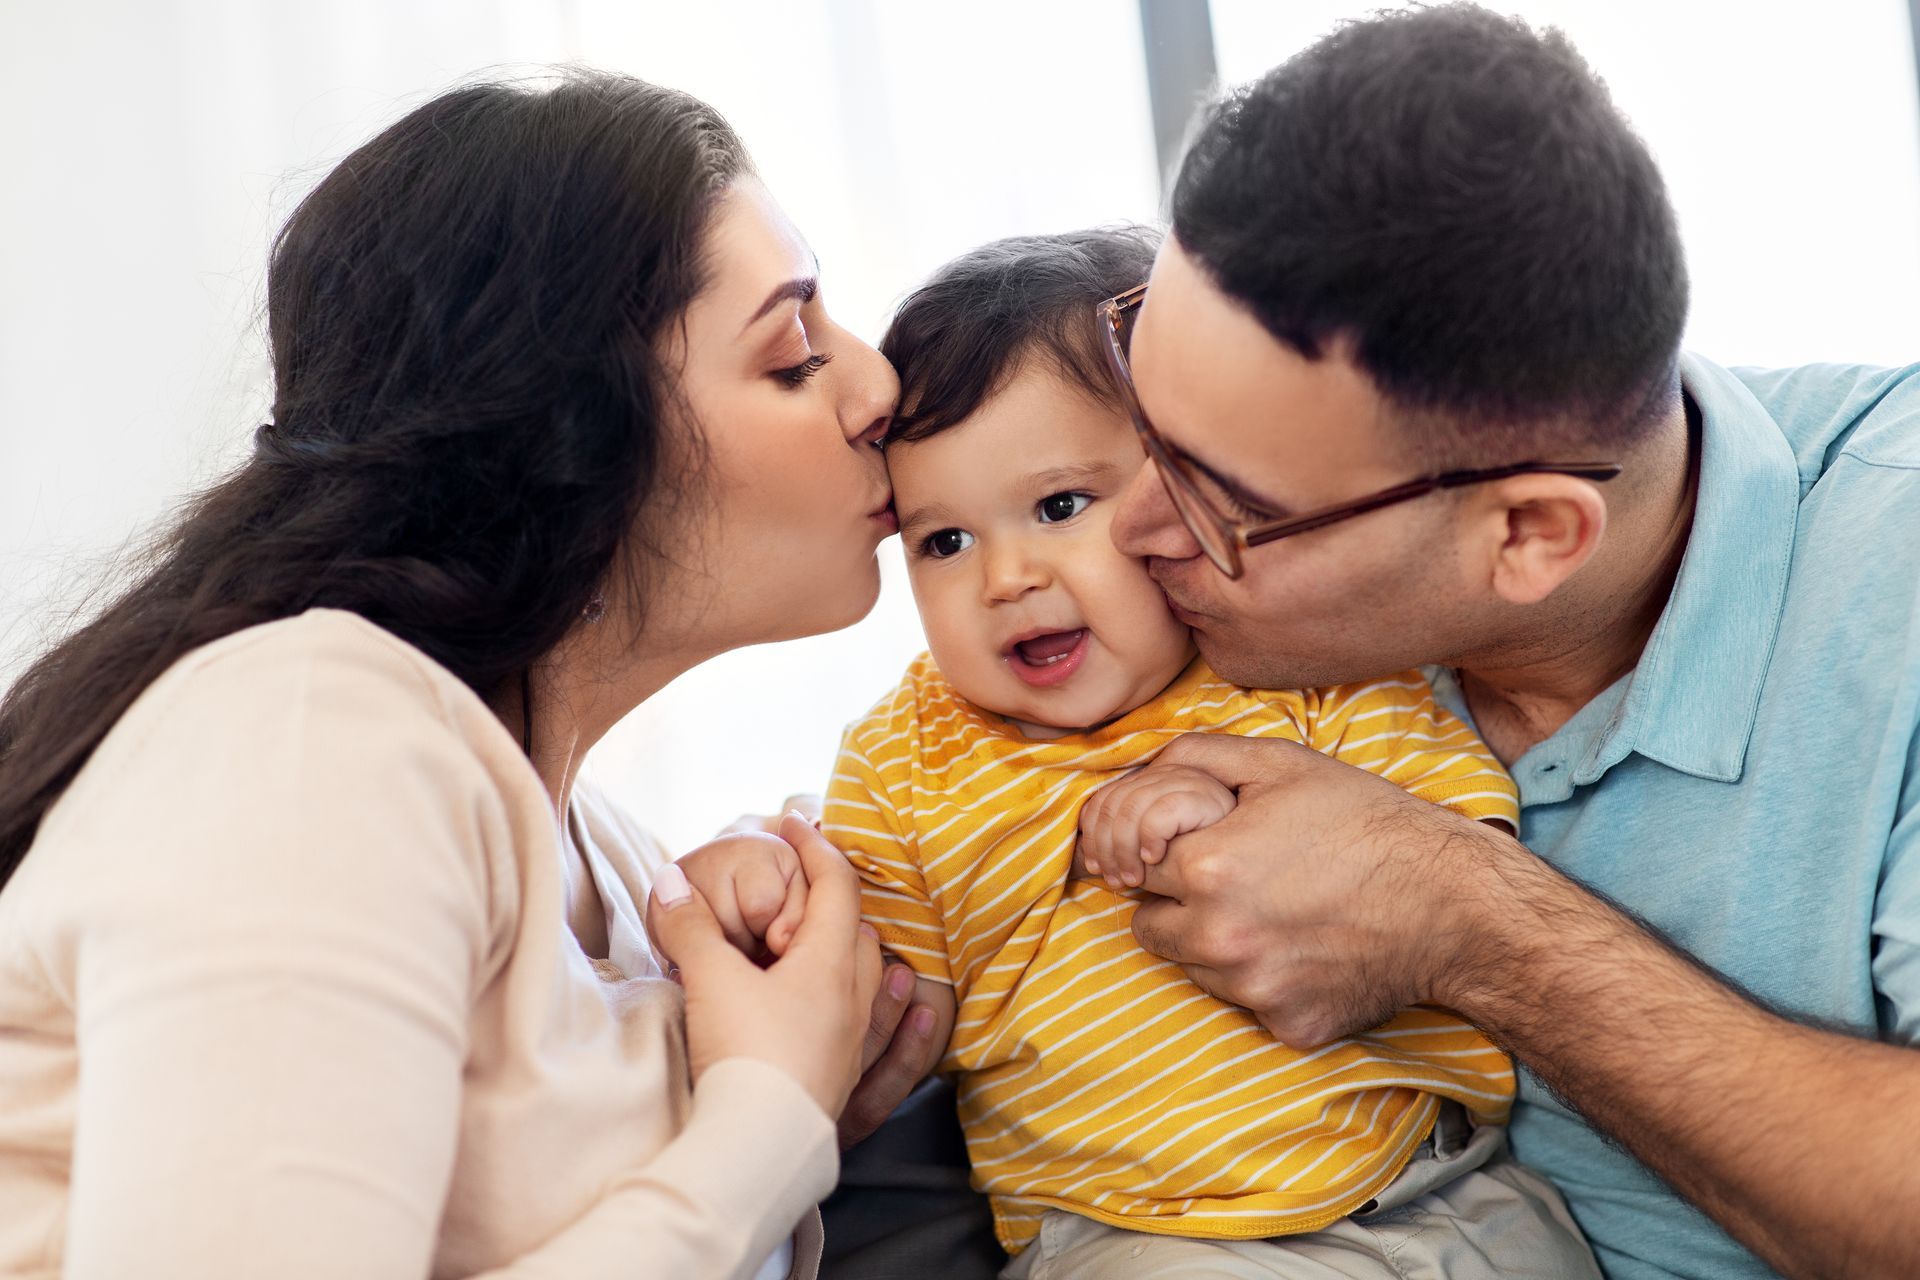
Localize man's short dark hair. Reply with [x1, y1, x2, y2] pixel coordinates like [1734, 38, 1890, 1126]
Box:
[1172, 3, 1688, 458]
[880, 226, 1159, 445]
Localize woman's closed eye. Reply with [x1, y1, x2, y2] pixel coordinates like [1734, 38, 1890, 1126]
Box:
[773, 351, 832, 389]
[1037, 491, 1092, 524]
[921, 527, 975, 559]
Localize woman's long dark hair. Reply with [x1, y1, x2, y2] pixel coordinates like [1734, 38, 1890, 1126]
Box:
[0, 72, 749, 885]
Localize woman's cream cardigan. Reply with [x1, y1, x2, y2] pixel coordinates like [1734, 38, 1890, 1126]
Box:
[0, 609, 834, 1278]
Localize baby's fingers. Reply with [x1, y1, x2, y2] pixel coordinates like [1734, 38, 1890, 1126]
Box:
[734, 852, 798, 958]
[1103, 843, 1147, 891]
[765, 860, 809, 957]
[1137, 789, 1227, 868]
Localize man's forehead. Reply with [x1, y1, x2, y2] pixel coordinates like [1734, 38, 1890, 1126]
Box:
[1133, 241, 1400, 487]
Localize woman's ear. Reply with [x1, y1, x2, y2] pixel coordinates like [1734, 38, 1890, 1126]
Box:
[1474, 475, 1609, 606]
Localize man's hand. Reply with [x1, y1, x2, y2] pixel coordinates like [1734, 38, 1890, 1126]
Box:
[1128, 733, 1516, 1046]
[837, 961, 951, 1149]
[1074, 763, 1236, 892]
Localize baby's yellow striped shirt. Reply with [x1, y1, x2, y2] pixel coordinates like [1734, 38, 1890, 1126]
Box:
[824, 656, 1518, 1254]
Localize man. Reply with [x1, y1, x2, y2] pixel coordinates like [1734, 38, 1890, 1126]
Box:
[1092, 5, 1920, 1279]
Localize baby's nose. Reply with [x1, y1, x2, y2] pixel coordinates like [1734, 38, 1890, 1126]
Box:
[983, 545, 1050, 602]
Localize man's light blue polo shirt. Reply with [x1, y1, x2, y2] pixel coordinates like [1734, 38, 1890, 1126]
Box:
[1429, 354, 1920, 1280]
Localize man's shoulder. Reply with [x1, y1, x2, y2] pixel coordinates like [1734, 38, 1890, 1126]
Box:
[1725, 359, 1920, 478]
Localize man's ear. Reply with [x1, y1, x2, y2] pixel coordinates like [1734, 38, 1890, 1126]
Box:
[1472, 475, 1609, 606]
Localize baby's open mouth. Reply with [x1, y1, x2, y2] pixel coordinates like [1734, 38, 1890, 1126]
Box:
[1006, 628, 1090, 687]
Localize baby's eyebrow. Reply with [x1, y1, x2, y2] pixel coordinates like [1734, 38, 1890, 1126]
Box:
[896, 500, 959, 541]
[1024, 461, 1122, 491]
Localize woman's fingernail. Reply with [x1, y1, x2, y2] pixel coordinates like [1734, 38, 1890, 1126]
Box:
[859, 922, 879, 940]
[653, 863, 691, 908]
[1085, 859, 1101, 875]
[911, 1006, 936, 1034]
[786, 808, 811, 824]
[888, 964, 914, 999]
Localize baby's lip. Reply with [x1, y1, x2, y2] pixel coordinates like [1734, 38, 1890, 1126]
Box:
[1000, 624, 1087, 657]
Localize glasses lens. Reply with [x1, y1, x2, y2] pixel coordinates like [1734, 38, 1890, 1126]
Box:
[1155, 459, 1242, 577]
[1107, 299, 1242, 579]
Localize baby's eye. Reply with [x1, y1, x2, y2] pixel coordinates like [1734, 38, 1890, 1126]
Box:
[1037, 492, 1093, 524]
[923, 528, 975, 558]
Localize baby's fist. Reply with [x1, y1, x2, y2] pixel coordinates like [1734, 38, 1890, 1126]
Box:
[657, 830, 807, 964]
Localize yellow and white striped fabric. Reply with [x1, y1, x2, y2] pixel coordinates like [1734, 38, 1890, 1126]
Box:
[823, 655, 1518, 1255]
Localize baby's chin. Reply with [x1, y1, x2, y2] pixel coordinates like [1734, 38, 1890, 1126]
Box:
[988, 688, 1145, 741]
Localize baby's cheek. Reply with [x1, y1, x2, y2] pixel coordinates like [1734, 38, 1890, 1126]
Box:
[918, 604, 1000, 710]
[1106, 563, 1195, 682]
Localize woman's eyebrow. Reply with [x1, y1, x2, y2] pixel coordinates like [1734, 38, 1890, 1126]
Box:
[740, 276, 818, 335]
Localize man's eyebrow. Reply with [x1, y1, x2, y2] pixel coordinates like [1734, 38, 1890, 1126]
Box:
[741, 276, 818, 335]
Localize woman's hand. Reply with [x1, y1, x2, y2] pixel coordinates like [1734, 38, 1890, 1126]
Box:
[666, 831, 808, 961]
[646, 812, 884, 1118]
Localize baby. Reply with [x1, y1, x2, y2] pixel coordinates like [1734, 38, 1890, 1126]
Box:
[675, 229, 1593, 1275]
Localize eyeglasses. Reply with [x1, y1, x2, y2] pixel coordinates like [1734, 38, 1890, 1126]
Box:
[1095, 284, 1622, 580]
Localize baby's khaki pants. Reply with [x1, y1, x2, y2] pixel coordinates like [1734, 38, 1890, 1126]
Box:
[999, 1105, 1598, 1280]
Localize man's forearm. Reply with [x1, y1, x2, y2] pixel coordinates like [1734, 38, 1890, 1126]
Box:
[1448, 839, 1920, 1280]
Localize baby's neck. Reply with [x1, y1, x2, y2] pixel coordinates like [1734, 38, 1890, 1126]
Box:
[1005, 716, 1082, 741]
[999, 678, 1178, 741]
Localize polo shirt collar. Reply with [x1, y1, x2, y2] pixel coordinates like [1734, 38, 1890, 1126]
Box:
[1568, 353, 1799, 787]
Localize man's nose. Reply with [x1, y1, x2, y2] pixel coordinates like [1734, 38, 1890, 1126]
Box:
[982, 540, 1050, 603]
[1111, 460, 1203, 561]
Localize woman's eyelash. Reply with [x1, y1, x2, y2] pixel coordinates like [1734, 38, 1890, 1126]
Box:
[774, 352, 832, 388]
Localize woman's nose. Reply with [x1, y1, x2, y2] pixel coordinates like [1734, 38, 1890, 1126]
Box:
[839, 334, 900, 449]
[982, 542, 1049, 603]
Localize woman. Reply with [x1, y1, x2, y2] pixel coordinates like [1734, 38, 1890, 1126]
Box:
[0, 72, 926, 1278]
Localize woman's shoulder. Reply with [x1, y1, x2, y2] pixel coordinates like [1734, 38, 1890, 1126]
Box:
[24, 609, 542, 918]
[0, 610, 551, 1019]
[150, 607, 481, 719]
[110, 608, 524, 773]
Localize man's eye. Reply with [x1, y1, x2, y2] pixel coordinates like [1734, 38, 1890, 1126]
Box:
[1191, 468, 1264, 520]
[923, 528, 975, 558]
[1037, 492, 1092, 524]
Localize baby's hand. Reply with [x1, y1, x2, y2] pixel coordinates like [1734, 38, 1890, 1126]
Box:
[1073, 763, 1236, 892]
[657, 830, 808, 964]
